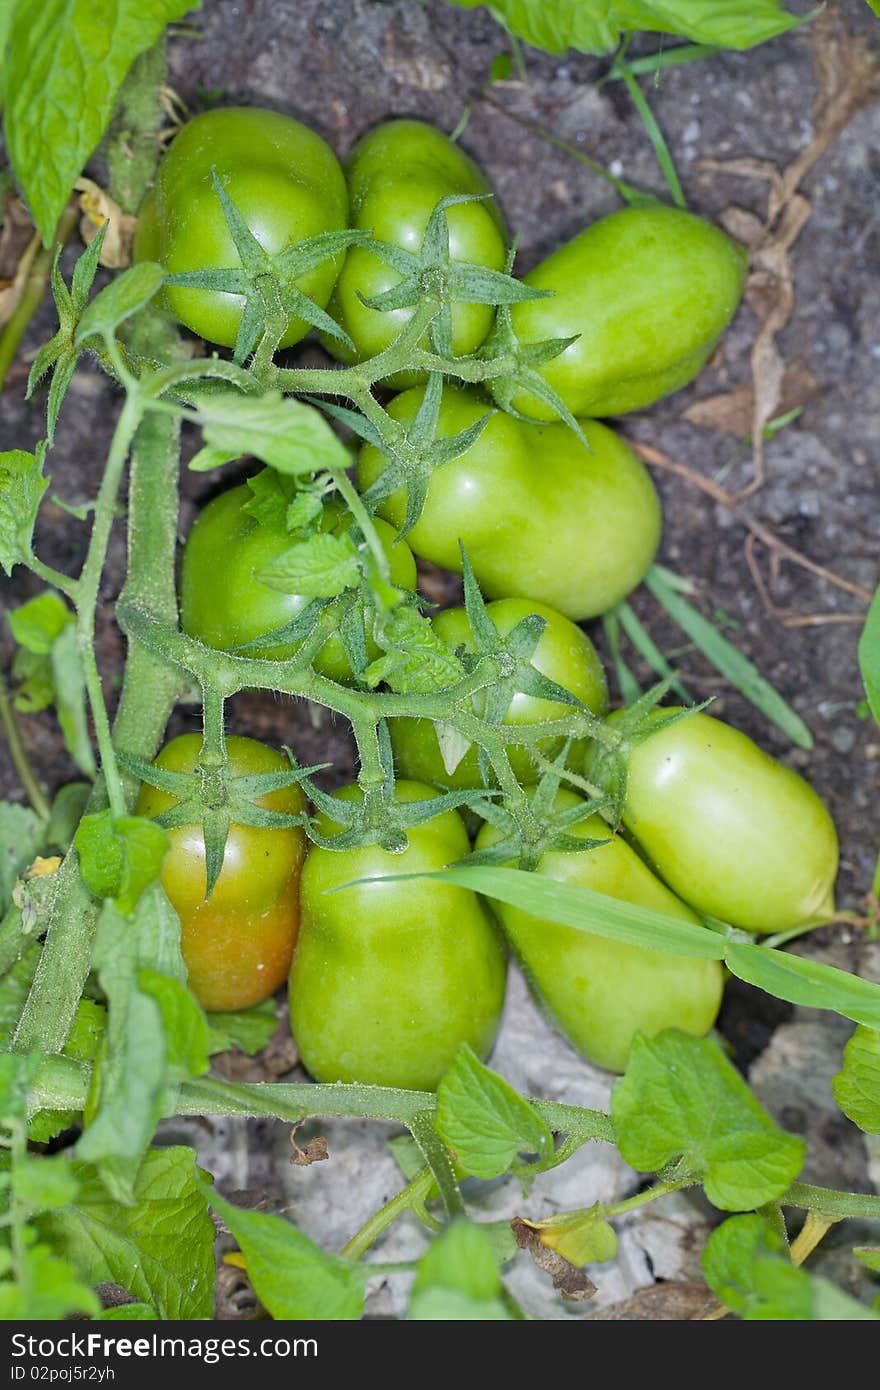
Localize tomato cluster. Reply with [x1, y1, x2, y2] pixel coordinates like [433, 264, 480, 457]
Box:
[136, 108, 838, 1087]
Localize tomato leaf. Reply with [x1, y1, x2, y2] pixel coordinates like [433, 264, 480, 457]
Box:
[0, 803, 44, 914]
[189, 391, 351, 476]
[441, 0, 806, 57]
[38, 1147, 215, 1320]
[0, 446, 49, 576]
[832, 1026, 880, 1135]
[409, 1219, 512, 1320]
[205, 999, 278, 1057]
[3, 0, 199, 246]
[703, 1214, 879, 1320]
[612, 1031, 806, 1210]
[202, 1183, 366, 1320]
[858, 584, 880, 727]
[74, 811, 168, 916]
[0, 1242, 99, 1321]
[257, 531, 360, 598]
[435, 1043, 554, 1179]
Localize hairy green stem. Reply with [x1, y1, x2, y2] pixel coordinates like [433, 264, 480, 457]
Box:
[340, 1168, 439, 1260]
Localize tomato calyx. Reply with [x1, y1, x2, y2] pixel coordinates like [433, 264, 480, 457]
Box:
[27, 225, 107, 445]
[124, 750, 317, 897]
[305, 778, 494, 854]
[357, 193, 548, 358]
[321, 374, 494, 537]
[585, 682, 711, 822]
[163, 170, 366, 364]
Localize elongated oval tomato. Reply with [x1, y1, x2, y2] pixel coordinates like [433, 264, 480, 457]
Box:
[180, 484, 416, 683]
[356, 384, 661, 620]
[390, 597, 608, 788]
[475, 790, 723, 1073]
[605, 710, 839, 934]
[508, 205, 747, 419]
[323, 119, 507, 385]
[135, 734, 306, 1011]
[289, 781, 507, 1090]
[134, 107, 348, 349]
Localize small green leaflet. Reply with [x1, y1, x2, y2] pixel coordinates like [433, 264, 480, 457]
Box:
[75, 262, 165, 345]
[205, 999, 278, 1057]
[12, 1154, 79, 1216]
[858, 585, 880, 727]
[442, 0, 805, 57]
[4, 0, 199, 245]
[257, 532, 360, 598]
[189, 392, 351, 476]
[0, 803, 44, 913]
[0, 1243, 99, 1321]
[9, 591, 96, 777]
[612, 1031, 805, 1210]
[435, 1044, 553, 1179]
[74, 811, 169, 916]
[38, 1147, 216, 1320]
[202, 1183, 366, 1320]
[409, 1219, 512, 1320]
[0, 447, 49, 576]
[703, 1214, 879, 1320]
[832, 1026, 880, 1135]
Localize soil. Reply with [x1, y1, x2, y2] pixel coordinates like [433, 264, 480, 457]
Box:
[1, 0, 878, 1318]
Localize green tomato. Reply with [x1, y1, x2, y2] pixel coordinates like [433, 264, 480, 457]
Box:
[180, 482, 417, 683]
[323, 120, 507, 386]
[475, 790, 723, 1073]
[604, 710, 839, 934]
[134, 107, 348, 349]
[289, 782, 507, 1090]
[390, 598, 608, 789]
[135, 735, 307, 1012]
[356, 384, 661, 620]
[507, 205, 748, 419]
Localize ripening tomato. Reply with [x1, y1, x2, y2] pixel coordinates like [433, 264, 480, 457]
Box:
[390, 597, 608, 788]
[180, 483, 417, 683]
[133, 107, 348, 348]
[601, 710, 839, 934]
[356, 384, 661, 621]
[507, 205, 748, 419]
[475, 790, 723, 1073]
[289, 782, 507, 1090]
[323, 119, 507, 385]
[135, 734, 306, 1011]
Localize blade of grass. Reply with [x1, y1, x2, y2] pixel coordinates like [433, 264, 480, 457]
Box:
[645, 565, 814, 750]
[601, 609, 642, 705]
[612, 60, 686, 209]
[614, 600, 692, 703]
[604, 43, 721, 80]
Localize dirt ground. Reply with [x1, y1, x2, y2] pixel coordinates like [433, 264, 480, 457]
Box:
[1, 0, 878, 1317]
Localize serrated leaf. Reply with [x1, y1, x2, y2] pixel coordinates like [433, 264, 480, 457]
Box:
[75, 261, 165, 344]
[612, 1031, 806, 1210]
[12, 1153, 79, 1216]
[366, 605, 465, 694]
[203, 1183, 366, 1320]
[0, 1243, 99, 1321]
[409, 1218, 511, 1321]
[38, 1147, 215, 1319]
[0, 447, 49, 575]
[4, 0, 198, 245]
[832, 1026, 880, 1135]
[435, 1044, 553, 1179]
[190, 392, 350, 476]
[257, 532, 360, 598]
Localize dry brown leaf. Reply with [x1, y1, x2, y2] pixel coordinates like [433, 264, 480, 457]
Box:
[0, 197, 40, 329]
[75, 177, 136, 269]
[511, 1217, 596, 1302]
[289, 1124, 330, 1167]
[683, 360, 821, 437]
[590, 1281, 719, 1321]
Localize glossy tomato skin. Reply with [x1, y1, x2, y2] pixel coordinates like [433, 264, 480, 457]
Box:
[356, 384, 661, 620]
[135, 734, 306, 1011]
[475, 791, 723, 1072]
[180, 484, 417, 683]
[289, 781, 507, 1090]
[391, 598, 608, 788]
[508, 205, 748, 419]
[323, 120, 507, 386]
[609, 710, 839, 934]
[135, 107, 348, 349]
